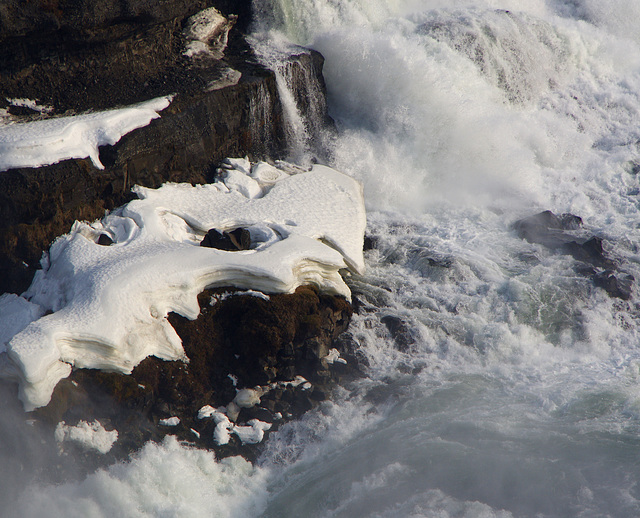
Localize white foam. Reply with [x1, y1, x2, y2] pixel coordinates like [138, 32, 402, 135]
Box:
[0, 96, 172, 172]
[1, 160, 365, 410]
[12, 436, 270, 518]
[243, 3, 640, 516]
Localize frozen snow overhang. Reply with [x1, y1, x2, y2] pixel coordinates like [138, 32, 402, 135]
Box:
[0, 158, 366, 411]
[0, 96, 173, 172]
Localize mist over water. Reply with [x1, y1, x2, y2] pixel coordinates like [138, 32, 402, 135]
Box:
[10, 1, 640, 516]
[251, 0, 640, 516]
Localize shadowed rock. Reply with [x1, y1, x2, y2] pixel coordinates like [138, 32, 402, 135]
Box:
[380, 314, 415, 352]
[200, 227, 251, 250]
[593, 270, 634, 301]
[513, 210, 634, 300]
[512, 210, 583, 249]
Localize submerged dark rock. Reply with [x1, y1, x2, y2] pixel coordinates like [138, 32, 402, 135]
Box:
[561, 236, 616, 270]
[513, 210, 634, 299]
[512, 210, 583, 249]
[380, 314, 415, 352]
[593, 270, 635, 301]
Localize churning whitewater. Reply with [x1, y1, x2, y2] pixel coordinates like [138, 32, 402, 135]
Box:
[9, 0, 640, 516]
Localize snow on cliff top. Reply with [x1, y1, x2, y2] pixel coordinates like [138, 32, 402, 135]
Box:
[0, 96, 172, 172]
[0, 157, 366, 411]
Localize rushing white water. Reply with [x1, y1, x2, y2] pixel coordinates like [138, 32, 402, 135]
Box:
[9, 1, 640, 517]
[250, 1, 640, 516]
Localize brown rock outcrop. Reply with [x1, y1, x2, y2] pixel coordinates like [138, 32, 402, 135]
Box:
[33, 285, 356, 469]
[0, 0, 350, 476]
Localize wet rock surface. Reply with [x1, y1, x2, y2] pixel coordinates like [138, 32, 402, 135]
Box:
[25, 285, 358, 474]
[513, 210, 634, 299]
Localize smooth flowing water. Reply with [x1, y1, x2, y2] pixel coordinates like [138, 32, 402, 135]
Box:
[9, 1, 640, 516]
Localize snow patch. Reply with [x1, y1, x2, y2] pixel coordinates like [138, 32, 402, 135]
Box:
[200, 408, 272, 446]
[0, 294, 44, 354]
[196, 373, 323, 445]
[6, 98, 53, 115]
[323, 348, 347, 365]
[159, 417, 181, 427]
[54, 420, 118, 454]
[211, 289, 271, 306]
[250, 161, 290, 186]
[0, 96, 172, 172]
[234, 388, 263, 408]
[232, 419, 272, 445]
[197, 405, 218, 420]
[183, 7, 236, 60]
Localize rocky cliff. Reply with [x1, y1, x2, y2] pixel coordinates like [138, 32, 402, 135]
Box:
[0, 0, 357, 473]
[0, 0, 329, 295]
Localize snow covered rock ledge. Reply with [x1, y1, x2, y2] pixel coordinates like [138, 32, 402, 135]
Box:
[0, 96, 173, 172]
[0, 159, 365, 411]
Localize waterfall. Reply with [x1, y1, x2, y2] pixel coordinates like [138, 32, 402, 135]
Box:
[250, 32, 332, 165]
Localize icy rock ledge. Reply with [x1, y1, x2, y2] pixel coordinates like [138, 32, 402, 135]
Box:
[0, 95, 172, 172]
[0, 158, 366, 411]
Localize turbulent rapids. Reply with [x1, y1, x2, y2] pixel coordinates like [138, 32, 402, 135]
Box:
[7, 0, 640, 516]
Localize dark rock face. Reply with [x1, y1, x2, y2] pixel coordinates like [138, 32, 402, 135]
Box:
[0, 0, 253, 44]
[513, 210, 634, 299]
[201, 227, 252, 250]
[0, 1, 332, 295]
[32, 285, 356, 469]
[0, 1, 252, 113]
